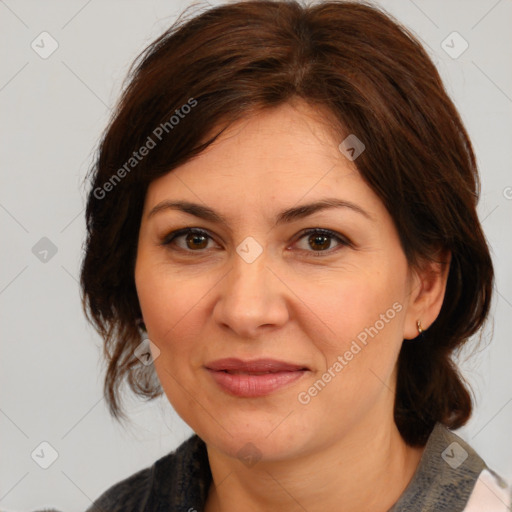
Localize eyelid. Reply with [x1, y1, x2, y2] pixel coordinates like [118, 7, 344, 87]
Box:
[292, 228, 352, 253]
[160, 227, 215, 247]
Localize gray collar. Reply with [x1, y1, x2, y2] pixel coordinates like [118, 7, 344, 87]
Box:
[389, 423, 486, 512]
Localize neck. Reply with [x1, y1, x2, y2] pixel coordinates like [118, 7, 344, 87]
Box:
[204, 418, 424, 512]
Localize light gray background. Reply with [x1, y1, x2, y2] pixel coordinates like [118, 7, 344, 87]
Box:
[1, 0, 511, 510]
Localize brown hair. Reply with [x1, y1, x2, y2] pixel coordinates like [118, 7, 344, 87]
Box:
[80, 0, 494, 445]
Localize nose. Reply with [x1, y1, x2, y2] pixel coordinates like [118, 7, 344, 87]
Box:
[212, 247, 290, 339]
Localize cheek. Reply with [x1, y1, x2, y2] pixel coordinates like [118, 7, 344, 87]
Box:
[137, 271, 201, 347]
[301, 265, 407, 401]
[136, 246, 197, 328]
[294, 282, 406, 434]
[135, 265, 210, 422]
[304, 265, 406, 351]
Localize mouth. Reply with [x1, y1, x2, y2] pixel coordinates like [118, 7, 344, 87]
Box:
[205, 358, 310, 397]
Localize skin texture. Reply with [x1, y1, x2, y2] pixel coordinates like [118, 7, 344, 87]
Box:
[135, 100, 450, 511]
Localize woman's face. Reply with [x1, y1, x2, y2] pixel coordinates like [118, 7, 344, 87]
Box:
[135, 101, 421, 461]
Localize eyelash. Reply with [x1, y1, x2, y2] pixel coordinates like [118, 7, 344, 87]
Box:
[160, 227, 352, 257]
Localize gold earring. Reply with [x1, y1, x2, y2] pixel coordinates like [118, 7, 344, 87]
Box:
[417, 320, 423, 334]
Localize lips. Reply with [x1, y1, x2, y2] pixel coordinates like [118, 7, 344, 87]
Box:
[206, 358, 308, 373]
[205, 358, 309, 397]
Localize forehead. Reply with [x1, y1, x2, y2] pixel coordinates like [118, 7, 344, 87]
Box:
[194, 101, 348, 175]
[144, 102, 368, 204]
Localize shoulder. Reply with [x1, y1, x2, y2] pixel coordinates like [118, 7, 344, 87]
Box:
[85, 434, 206, 512]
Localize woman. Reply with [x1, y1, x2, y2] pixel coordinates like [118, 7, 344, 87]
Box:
[77, 0, 510, 510]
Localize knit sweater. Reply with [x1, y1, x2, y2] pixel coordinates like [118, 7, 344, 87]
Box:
[35, 423, 512, 511]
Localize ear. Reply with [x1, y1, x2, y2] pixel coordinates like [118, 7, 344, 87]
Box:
[403, 250, 451, 340]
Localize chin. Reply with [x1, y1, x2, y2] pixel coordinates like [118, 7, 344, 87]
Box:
[197, 415, 317, 464]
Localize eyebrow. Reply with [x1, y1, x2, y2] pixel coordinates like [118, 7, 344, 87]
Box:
[147, 198, 373, 226]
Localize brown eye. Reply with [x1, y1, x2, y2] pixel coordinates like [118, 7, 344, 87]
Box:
[294, 228, 350, 255]
[161, 228, 215, 252]
[185, 231, 209, 250]
[308, 233, 332, 251]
